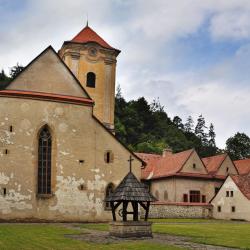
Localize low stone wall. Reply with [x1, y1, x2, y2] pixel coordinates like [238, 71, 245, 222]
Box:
[141, 202, 213, 219]
[109, 221, 152, 238]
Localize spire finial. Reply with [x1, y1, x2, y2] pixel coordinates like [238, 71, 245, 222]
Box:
[86, 13, 89, 27]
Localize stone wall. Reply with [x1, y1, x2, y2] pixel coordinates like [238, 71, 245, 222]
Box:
[141, 202, 213, 218]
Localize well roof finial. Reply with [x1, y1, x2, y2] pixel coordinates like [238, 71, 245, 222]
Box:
[128, 155, 134, 172]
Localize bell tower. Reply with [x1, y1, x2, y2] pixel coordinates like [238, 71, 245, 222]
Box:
[59, 24, 120, 131]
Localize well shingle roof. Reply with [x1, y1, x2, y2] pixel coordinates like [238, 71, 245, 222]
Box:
[105, 172, 156, 202]
[231, 175, 250, 200]
[234, 159, 250, 175]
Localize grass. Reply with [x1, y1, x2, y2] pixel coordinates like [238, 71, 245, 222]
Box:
[0, 224, 181, 250]
[153, 222, 250, 249]
[149, 218, 222, 223]
[80, 219, 250, 249]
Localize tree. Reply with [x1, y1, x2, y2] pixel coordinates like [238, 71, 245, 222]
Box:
[195, 114, 208, 145]
[9, 63, 24, 79]
[173, 116, 184, 130]
[0, 69, 10, 89]
[226, 132, 250, 160]
[208, 123, 216, 147]
[184, 116, 194, 133]
[150, 98, 164, 113]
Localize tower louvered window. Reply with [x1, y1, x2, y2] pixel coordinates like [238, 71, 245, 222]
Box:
[38, 125, 52, 195]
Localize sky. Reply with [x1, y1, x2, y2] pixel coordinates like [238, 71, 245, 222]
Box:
[1, 0, 250, 148]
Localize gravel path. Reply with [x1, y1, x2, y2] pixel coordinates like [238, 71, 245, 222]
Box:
[64, 226, 239, 250]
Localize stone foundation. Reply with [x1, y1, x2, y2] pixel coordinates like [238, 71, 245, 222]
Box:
[109, 221, 152, 238]
[141, 202, 213, 218]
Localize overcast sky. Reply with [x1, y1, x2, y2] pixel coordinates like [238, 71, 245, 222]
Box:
[1, 0, 250, 148]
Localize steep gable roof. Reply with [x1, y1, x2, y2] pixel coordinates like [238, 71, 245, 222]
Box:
[69, 25, 120, 53]
[137, 149, 200, 180]
[136, 153, 161, 179]
[234, 158, 250, 175]
[202, 153, 227, 174]
[4, 46, 91, 99]
[231, 175, 250, 200]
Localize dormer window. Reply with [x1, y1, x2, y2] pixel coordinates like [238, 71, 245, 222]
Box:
[86, 72, 96, 88]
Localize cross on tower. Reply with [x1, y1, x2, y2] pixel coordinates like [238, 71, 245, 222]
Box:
[128, 155, 134, 172]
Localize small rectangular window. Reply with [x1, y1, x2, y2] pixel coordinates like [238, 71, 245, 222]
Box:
[189, 190, 200, 203]
[3, 188, 6, 196]
[226, 191, 229, 197]
[202, 195, 206, 203]
[79, 160, 84, 164]
[107, 152, 110, 163]
[4, 149, 9, 155]
[193, 163, 196, 169]
[230, 191, 234, 197]
[218, 206, 221, 212]
[104, 151, 113, 163]
[9, 126, 13, 132]
[232, 206, 235, 212]
[183, 194, 188, 202]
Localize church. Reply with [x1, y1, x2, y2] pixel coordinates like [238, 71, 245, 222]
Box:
[0, 24, 143, 221]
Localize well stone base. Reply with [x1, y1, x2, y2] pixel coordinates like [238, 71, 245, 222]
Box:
[109, 221, 152, 238]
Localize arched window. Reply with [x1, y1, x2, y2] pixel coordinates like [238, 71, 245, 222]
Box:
[38, 125, 52, 195]
[86, 72, 96, 88]
[105, 183, 114, 209]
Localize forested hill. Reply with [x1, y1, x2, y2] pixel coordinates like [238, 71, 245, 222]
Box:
[114, 87, 218, 158]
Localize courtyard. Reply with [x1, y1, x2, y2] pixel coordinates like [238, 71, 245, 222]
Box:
[0, 219, 249, 250]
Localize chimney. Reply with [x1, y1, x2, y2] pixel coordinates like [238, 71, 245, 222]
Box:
[162, 147, 173, 157]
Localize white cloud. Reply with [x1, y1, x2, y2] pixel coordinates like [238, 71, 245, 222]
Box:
[2, 0, 250, 148]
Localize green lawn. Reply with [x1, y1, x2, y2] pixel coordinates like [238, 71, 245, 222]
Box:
[153, 222, 250, 249]
[80, 219, 250, 249]
[149, 218, 226, 223]
[0, 224, 181, 250]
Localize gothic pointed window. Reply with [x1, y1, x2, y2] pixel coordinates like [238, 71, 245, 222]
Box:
[86, 72, 96, 88]
[38, 125, 52, 195]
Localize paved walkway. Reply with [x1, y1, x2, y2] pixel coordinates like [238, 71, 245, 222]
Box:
[64, 225, 238, 250]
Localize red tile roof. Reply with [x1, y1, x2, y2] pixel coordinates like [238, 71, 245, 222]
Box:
[231, 175, 250, 200]
[71, 25, 116, 50]
[136, 153, 161, 179]
[137, 149, 195, 180]
[202, 153, 227, 174]
[234, 159, 250, 175]
[0, 90, 94, 106]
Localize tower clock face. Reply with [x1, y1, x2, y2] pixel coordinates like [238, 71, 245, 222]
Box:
[88, 47, 97, 56]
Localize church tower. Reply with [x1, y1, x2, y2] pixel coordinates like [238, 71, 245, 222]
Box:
[59, 24, 120, 131]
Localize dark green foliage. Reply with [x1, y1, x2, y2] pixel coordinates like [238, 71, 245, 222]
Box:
[115, 88, 218, 157]
[195, 114, 208, 144]
[0, 69, 10, 89]
[184, 116, 194, 133]
[226, 132, 250, 160]
[0, 63, 24, 89]
[9, 63, 24, 79]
